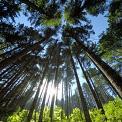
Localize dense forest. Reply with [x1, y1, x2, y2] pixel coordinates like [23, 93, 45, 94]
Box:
[0, 0, 122, 122]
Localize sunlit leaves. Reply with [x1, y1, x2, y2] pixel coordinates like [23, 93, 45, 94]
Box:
[104, 98, 122, 122]
[41, 18, 61, 26]
[7, 109, 28, 122]
[64, 11, 75, 24]
[0, 1, 121, 122]
[70, 108, 84, 122]
[7, 98, 122, 122]
[90, 109, 106, 122]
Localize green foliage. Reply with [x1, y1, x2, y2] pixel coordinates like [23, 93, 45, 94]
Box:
[99, 30, 122, 62]
[40, 10, 62, 26]
[64, 11, 75, 24]
[109, 0, 121, 23]
[70, 108, 85, 122]
[86, 2, 106, 16]
[90, 97, 122, 122]
[7, 109, 28, 122]
[34, 0, 45, 7]
[7, 98, 122, 122]
[41, 18, 61, 26]
[104, 98, 122, 122]
[53, 107, 66, 121]
[90, 109, 106, 122]
[42, 107, 50, 122]
[99, 0, 122, 63]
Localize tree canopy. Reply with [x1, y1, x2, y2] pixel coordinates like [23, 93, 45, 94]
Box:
[0, 0, 122, 122]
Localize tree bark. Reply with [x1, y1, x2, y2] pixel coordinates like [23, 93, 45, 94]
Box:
[49, 66, 59, 122]
[70, 54, 92, 122]
[76, 55, 105, 113]
[0, 41, 42, 70]
[61, 80, 64, 122]
[26, 63, 48, 122]
[75, 37, 122, 97]
[38, 82, 49, 122]
[94, 64, 122, 99]
[3, 74, 33, 108]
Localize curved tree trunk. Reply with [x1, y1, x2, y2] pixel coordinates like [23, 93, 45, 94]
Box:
[75, 37, 122, 97]
[70, 54, 92, 122]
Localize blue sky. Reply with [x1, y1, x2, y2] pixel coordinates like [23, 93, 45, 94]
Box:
[88, 14, 108, 42]
[14, 13, 31, 27]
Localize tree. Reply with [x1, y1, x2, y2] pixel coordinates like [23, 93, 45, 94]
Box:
[76, 54, 106, 117]
[0, 0, 121, 121]
[98, 0, 121, 72]
[70, 51, 92, 122]
[0, 0, 21, 21]
[75, 37, 122, 97]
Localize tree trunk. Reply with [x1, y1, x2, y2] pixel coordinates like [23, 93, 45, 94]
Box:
[0, 64, 15, 77]
[0, 46, 20, 60]
[0, 62, 28, 99]
[50, 93, 55, 122]
[26, 64, 48, 122]
[94, 64, 122, 99]
[68, 85, 71, 116]
[3, 74, 33, 108]
[75, 90, 84, 121]
[19, 79, 38, 110]
[0, 41, 42, 70]
[1, 74, 26, 106]
[75, 37, 122, 97]
[0, 71, 23, 100]
[50, 67, 59, 122]
[38, 82, 49, 122]
[61, 80, 64, 122]
[0, 64, 20, 88]
[70, 54, 92, 122]
[36, 79, 47, 111]
[65, 77, 69, 120]
[76, 55, 105, 114]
